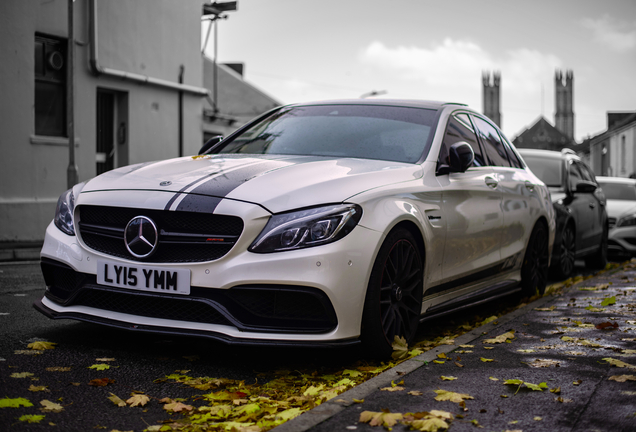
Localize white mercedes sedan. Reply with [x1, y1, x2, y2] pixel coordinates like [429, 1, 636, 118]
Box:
[35, 99, 555, 356]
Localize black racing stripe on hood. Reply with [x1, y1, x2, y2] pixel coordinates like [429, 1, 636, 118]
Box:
[187, 160, 292, 198]
[164, 172, 219, 211]
[174, 194, 223, 214]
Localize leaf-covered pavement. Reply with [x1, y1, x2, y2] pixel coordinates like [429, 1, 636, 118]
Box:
[301, 260, 636, 432]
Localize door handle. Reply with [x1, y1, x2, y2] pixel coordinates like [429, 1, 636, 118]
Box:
[485, 176, 498, 188]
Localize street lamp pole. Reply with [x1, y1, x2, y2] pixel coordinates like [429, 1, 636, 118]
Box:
[202, 2, 237, 115]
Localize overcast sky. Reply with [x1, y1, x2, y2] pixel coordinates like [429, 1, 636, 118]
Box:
[202, 0, 636, 142]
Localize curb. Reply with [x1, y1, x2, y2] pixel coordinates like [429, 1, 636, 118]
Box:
[273, 292, 558, 432]
[0, 248, 41, 262]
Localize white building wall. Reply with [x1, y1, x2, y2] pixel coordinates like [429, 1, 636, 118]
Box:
[0, 0, 205, 242]
[609, 124, 636, 178]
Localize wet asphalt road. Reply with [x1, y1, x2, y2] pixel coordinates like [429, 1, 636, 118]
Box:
[0, 260, 612, 431]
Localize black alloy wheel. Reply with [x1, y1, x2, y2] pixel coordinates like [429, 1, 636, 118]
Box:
[552, 225, 575, 279]
[520, 222, 549, 296]
[362, 228, 423, 357]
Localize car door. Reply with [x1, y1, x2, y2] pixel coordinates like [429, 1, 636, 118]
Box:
[435, 112, 503, 285]
[471, 116, 540, 265]
[578, 161, 606, 246]
[566, 160, 596, 253]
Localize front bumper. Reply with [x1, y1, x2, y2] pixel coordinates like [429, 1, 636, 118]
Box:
[608, 226, 636, 257]
[37, 213, 383, 344]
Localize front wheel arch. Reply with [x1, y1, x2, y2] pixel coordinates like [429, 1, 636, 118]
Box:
[361, 225, 425, 358]
[520, 219, 550, 297]
[551, 219, 576, 280]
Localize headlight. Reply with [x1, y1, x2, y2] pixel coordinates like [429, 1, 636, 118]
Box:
[617, 214, 636, 228]
[54, 188, 76, 235]
[249, 204, 362, 253]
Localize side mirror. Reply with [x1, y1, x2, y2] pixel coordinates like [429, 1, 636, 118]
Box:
[449, 142, 475, 173]
[198, 135, 223, 155]
[575, 180, 598, 194]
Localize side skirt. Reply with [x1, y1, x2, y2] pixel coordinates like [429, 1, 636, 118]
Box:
[420, 280, 520, 323]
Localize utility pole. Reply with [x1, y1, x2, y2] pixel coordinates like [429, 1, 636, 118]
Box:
[202, 2, 237, 115]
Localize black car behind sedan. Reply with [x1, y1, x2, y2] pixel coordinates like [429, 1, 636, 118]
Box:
[518, 148, 608, 278]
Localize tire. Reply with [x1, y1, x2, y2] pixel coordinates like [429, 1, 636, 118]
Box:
[585, 222, 608, 269]
[551, 224, 576, 280]
[520, 222, 549, 297]
[361, 228, 423, 358]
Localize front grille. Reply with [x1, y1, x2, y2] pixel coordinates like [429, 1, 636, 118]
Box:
[71, 287, 232, 326]
[609, 217, 617, 229]
[77, 205, 243, 263]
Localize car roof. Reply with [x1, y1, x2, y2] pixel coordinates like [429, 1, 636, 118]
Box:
[517, 148, 579, 161]
[597, 176, 636, 184]
[286, 99, 468, 111]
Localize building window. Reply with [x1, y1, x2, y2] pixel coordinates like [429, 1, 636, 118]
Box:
[35, 34, 66, 137]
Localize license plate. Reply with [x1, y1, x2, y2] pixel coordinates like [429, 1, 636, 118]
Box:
[97, 260, 190, 295]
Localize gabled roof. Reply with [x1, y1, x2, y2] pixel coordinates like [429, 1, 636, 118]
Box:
[609, 111, 636, 132]
[512, 116, 575, 151]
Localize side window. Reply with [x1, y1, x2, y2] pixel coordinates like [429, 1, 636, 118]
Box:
[438, 113, 486, 169]
[472, 116, 511, 167]
[500, 132, 523, 168]
[568, 161, 583, 190]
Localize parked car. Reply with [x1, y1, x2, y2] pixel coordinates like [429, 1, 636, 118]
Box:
[36, 99, 555, 357]
[518, 148, 608, 278]
[596, 176, 636, 258]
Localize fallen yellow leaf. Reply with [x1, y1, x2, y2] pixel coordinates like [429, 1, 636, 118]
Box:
[107, 393, 127, 407]
[40, 400, 63, 413]
[603, 358, 636, 369]
[126, 394, 150, 407]
[359, 410, 403, 428]
[434, 389, 474, 403]
[483, 330, 515, 344]
[28, 341, 57, 350]
[609, 375, 636, 382]
[380, 386, 405, 392]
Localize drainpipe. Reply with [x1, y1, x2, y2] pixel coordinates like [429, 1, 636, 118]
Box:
[178, 65, 184, 157]
[67, 0, 78, 188]
[88, 0, 208, 97]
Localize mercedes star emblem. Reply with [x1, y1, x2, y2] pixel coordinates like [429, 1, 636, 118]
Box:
[124, 216, 158, 258]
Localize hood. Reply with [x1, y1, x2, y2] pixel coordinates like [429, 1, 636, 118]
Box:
[81, 154, 422, 213]
[605, 199, 636, 219]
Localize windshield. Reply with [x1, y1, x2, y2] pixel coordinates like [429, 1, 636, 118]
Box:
[522, 155, 562, 187]
[598, 182, 636, 200]
[215, 104, 438, 163]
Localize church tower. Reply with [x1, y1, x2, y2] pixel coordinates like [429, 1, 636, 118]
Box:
[482, 71, 501, 127]
[554, 70, 574, 140]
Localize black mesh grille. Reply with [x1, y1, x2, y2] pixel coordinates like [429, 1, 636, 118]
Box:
[41, 259, 94, 300]
[70, 287, 232, 326]
[229, 288, 332, 321]
[77, 205, 243, 263]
